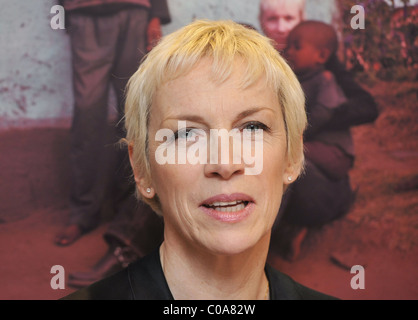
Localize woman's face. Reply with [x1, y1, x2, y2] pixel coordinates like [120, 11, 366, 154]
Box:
[142, 58, 297, 255]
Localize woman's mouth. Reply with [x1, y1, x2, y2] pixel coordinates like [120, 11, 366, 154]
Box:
[200, 194, 254, 222]
[202, 200, 249, 212]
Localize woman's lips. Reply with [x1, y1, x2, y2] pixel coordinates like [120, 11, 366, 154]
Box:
[200, 193, 255, 223]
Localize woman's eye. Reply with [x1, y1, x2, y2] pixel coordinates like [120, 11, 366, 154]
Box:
[174, 128, 200, 140]
[174, 128, 190, 140]
[243, 122, 269, 132]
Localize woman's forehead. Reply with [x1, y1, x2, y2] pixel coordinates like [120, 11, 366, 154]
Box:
[154, 59, 276, 105]
[159, 57, 275, 96]
[150, 85, 281, 133]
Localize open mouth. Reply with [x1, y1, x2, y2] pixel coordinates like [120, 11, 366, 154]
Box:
[202, 200, 250, 212]
[200, 194, 254, 222]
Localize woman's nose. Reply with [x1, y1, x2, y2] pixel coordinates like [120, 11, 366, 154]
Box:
[204, 160, 246, 180]
[203, 132, 246, 180]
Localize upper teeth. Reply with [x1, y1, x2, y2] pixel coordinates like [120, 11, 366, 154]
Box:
[207, 200, 244, 207]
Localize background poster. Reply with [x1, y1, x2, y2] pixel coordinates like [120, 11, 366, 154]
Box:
[0, 0, 417, 300]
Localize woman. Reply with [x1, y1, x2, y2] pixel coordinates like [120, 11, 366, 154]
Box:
[64, 19, 335, 300]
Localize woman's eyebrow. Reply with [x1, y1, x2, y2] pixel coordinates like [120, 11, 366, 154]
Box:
[160, 114, 207, 127]
[161, 107, 275, 126]
[232, 106, 276, 123]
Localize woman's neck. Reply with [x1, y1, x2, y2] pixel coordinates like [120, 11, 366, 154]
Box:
[159, 233, 271, 300]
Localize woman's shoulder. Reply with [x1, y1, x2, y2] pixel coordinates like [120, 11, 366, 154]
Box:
[62, 249, 173, 300]
[265, 264, 339, 300]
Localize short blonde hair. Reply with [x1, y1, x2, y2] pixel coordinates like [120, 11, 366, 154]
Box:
[124, 19, 306, 214]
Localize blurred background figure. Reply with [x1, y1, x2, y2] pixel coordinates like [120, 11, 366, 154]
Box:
[259, 0, 305, 51]
[282, 20, 355, 260]
[259, 0, 379, 260]
[55, 0, 171, 287]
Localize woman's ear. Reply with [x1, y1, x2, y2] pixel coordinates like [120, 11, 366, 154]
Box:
[283, 140, 304, 186]
[283, 158, 303, 186]
[138, 184, 156, 199]
[128, 143, 155, 199]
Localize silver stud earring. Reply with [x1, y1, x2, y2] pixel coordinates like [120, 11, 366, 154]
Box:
[146, 188, 151, 194]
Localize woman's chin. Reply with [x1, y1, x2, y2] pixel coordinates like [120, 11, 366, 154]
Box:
[197, 230, 266, 257]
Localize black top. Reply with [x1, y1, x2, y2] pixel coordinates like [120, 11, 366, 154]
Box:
[63, 249, 337, 300]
